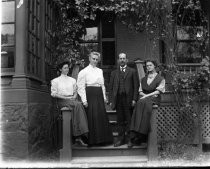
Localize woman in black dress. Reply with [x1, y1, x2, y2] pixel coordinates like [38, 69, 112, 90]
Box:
[77, 52, 113, 146]
[128, 60, 165, 147]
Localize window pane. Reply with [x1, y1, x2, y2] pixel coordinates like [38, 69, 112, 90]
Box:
[2, 1, 15, 23]
[177, 42, 202, 63]
[102, 41, 115, 65]
[177, 26, 204, 40]
[1, 46, 14, 68]
[1, 24, 15, 46]
[81, 27, 98, 41]
[102, 18, 115, 38]
[80, 43, 99, 65]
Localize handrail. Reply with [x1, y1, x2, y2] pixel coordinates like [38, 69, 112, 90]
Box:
[59, 107, 72, 162]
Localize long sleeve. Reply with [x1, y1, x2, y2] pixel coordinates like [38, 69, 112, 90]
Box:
[156, 79, 166, 93]
[133, 69, 139, 101]
[108, 71, 114, 103]
[101, 70, 107, 101]
[139, 82, 143, 93]
[51, 79, 58, 97]
[77, 70, 87, 103]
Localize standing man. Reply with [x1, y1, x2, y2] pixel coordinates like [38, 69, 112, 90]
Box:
[109, 53, 139, 147]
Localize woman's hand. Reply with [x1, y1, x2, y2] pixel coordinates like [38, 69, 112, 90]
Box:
[83, 101, 88, 108]
[104, 99, 108, 105]
[132, 100, 136, 107]
[140, 95, 149, 100]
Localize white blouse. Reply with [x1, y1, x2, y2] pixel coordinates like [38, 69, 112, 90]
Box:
[51, 74, 76, 97]
[77, 64, 107, 103]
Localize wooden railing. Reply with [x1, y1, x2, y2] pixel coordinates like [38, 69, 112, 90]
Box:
[148, 105, 158, 161]
[177, 63, 201, 73]
[59, 107, 72, 162]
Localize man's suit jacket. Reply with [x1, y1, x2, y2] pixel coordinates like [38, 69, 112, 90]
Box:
[108, 66, 139, 110]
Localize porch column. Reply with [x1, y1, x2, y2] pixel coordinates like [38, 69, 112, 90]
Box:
[12, 0, 28, 88]
[60, 108, 72, 162]
[148, 105, 158, 161]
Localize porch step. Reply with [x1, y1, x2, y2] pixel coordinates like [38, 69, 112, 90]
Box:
[72, 143, 147, 157]
[107, 110, 117, 121]
[70, 155, 148, 167]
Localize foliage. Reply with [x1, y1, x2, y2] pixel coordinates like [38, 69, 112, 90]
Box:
[52, 0, 208, 66]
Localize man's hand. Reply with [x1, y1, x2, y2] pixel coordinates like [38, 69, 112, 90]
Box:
[83, 101, 88, 108]
[132, 100, 136, 107]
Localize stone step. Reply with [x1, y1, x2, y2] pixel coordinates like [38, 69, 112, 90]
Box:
[70, 155, 148, 167]
[72, 143, 147, 157]
[107, 110, 117, 121]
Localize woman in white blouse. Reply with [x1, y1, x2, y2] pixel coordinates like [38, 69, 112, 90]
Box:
[51, 61, 89, 146]
[128, 60, 165, 148]
[77, 52, 113, 146]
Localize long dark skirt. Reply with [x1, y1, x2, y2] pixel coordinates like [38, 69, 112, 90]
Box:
[57, 99, 89, 137]
[86, 86, 113, 145]
[130, 97, 153, 135]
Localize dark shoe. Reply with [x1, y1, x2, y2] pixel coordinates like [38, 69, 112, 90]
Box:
[114, 140, 125, 147]
[133, 138, 143, 145]
[127, 140, 134, 148]
[75, 138, 88, 147]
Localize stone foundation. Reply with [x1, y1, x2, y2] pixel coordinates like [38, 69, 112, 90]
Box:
[1, 102, 59, 161]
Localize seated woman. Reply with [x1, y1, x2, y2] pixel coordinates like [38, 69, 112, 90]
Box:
[128, 60, 165, 148]
[51, 60, 89, 146]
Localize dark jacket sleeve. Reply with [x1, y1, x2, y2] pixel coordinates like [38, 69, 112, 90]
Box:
[132, 69, 139, 101]
[108, 71, 114, 103]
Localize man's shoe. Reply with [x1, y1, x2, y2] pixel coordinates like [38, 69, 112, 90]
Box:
[75, 138, 88, 147]
[114, 140, 125, 147]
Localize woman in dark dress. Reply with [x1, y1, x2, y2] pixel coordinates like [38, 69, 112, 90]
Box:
[128, 60, 165, 147]
[77, 52, 113, 146]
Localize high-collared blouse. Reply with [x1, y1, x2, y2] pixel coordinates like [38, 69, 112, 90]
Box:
[139, 73, 166, 93]
[51, 74, 76, 97]
[77, 64, 107, 103]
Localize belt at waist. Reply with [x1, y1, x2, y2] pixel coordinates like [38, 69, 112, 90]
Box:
[86, 84, 101, 87]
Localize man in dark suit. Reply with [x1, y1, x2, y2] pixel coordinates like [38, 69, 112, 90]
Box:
[109, 53, 139, 147]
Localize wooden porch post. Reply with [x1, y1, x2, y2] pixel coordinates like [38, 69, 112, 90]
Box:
[12, 0, 28, 87]
[148, 105, 158, 161]
[60, 108, 72, 162]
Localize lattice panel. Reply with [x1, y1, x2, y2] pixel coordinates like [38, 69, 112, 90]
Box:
[201, 104, 210, 138]
[156, 106, 194, 142]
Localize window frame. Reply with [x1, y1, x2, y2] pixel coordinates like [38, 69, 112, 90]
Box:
[1, 0, 16, 72]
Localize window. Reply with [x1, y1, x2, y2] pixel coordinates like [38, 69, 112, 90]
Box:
[176, 26, 205, 64]
[27, 0, 41, 77]
[172, 1, 208, 72]
[172, 1, 208, 65]
[1, 0, 15, 69]
[80, 20, 100, 66]
[79, 12, 116, 68]
[101, 13, 116, 67]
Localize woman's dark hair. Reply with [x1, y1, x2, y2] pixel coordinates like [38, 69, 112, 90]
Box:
[57, 60, 70, 72]
[145, 59, 158, 68]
